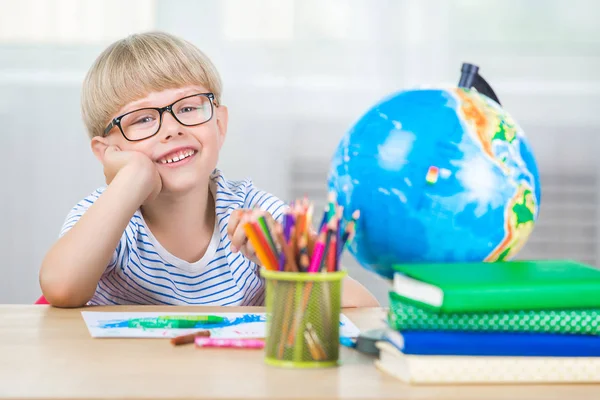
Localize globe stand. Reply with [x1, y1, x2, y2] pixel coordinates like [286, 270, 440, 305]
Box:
[458, 62, 502, 105]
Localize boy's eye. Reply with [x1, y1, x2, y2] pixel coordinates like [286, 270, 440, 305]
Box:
[178, 105, 202, 114]
[131, 115, 156, 125]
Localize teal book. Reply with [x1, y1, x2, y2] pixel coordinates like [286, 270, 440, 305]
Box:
[391, 259, 600, 313]
[387, 291, 600, 335]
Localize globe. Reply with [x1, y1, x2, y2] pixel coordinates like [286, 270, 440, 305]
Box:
[328, 87, 541, 279]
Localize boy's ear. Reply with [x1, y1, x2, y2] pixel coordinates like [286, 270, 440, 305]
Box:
[91, 136, 110, 162]
[215, 105, 228, 149]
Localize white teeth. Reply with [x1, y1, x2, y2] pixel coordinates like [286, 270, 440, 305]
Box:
[159, 149, 195, 164]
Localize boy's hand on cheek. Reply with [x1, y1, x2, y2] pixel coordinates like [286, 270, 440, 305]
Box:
[102, 146, 162, 201]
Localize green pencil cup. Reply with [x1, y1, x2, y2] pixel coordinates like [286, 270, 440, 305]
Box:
[261, 268, 347, 368]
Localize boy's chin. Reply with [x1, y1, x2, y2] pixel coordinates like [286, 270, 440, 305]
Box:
[160, 175, 208, 196]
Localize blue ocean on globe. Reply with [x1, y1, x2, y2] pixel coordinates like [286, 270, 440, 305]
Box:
[328, 88, 541, 279]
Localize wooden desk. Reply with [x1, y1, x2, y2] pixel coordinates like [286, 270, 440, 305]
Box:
[0, 305, 598, 399]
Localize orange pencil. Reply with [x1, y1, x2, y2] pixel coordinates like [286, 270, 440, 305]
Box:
[305, 202, 313, 239]
[250, 221, 279, 270]
[296, 213, 306, 243]
[306, 323, 327, 360]
[278, 289, 295, 358]
[297, 234, 310, 272]
[274, 225, 298, 272]
[285, 235, 311, 346]
[290, 227, 299, 270]
[243, 222, 277, 270]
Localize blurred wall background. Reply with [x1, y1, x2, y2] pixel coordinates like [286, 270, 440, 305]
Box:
[0, 0, 598, 304]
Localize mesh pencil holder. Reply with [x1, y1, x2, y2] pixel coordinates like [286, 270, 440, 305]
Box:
[261, 268, 347, 368]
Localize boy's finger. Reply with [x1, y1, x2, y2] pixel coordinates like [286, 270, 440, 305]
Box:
[227, 209, 245, 239]
[230, 216, 250, 252]
[240, 241, 256, 259]
[245, 240, 256, 257]
[103, 145, 118, 158]
[106, 145, 122, 154]
[240, 242, 259, 266]
[251, 209, 278, 233]
[262, 211, 278, 232]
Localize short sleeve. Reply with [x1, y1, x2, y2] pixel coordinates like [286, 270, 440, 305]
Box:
[59, 188, 128, 274]
[244, 186, 288, 223]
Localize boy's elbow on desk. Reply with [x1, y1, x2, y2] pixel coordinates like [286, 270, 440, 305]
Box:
[342, 276, 380, 308]
[39, 281, 91, 308]
[39, 262, 93, 308]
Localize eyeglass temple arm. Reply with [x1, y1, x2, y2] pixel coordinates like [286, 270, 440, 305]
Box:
[103, 120, 116, 137]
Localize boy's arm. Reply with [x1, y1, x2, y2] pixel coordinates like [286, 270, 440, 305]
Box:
[40, 156, 157, 308]
[341, 276, 380, 308]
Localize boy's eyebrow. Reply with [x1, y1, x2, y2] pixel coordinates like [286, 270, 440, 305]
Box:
[120, 99, 155, 113]
[117, 88, 206, 115]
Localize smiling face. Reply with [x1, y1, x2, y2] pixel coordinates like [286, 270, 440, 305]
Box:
[81, 32, 226, 196]
[94, 85, 228, 195]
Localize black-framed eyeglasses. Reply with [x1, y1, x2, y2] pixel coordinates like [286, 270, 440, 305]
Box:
[103, 92, 215, 141]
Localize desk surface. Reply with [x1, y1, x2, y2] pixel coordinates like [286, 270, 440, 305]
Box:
[0, 305, 598, 399]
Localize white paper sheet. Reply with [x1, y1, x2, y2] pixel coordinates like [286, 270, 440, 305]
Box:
[81, 311, 361, 339]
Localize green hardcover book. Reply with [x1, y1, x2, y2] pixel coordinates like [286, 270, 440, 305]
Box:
[391, 259, 600, 313]
[388, 292, 600, 335]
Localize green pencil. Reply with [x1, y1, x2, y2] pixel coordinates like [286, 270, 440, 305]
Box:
[128, 315, 226, 329]
[257, 215, 278, 255]
[159, 315, 226, 323]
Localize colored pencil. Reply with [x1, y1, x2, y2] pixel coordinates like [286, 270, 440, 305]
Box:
[297, 235, 310, 272]
[307, 230, 327, 273]
[338, 210, 360, 259]
[257, 215, 278, 257]
[327, 231, 337, 273]
[170, 330, 211, 346]
[274, 225, 298, 272]
[243, 222, 277, 270]
[317, 203, 329, 234]
[251, 221, 279, 268]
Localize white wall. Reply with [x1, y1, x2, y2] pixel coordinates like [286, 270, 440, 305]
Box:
[0, 0, 598, 303]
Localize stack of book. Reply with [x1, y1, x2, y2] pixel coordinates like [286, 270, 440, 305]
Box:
[375, 259, 600, 384]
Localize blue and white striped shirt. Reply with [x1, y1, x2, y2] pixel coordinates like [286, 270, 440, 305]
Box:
[59, 169, 287, 306]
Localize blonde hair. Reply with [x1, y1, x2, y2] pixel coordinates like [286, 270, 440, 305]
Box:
[81, 31, 222, 139]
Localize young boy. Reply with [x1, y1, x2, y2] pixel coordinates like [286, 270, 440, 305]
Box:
[40, 31, 378, 308]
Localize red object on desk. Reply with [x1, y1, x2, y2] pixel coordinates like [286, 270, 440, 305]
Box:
[35, 296, 49, 305]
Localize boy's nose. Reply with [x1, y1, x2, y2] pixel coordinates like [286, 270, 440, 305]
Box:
[159, 112, 183, 141]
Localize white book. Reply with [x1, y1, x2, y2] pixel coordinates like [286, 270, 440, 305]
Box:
[393, 272, 444, 308]
[375, 341, 600, 384]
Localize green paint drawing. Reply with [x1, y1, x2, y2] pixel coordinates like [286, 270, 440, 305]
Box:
[127, 315, 226, 329]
